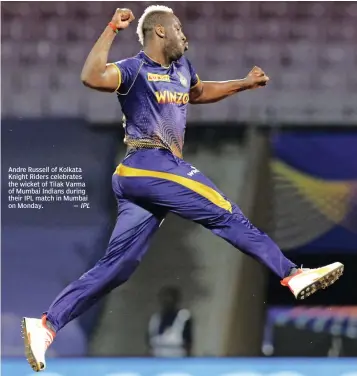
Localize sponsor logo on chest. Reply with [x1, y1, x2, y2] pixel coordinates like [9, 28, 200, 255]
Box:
[155, 91, 189, 105]
[148, 73, 171, 82]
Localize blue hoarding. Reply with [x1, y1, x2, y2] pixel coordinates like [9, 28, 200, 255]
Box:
[2, 358, 357, 376]
[271, 131, 357, 252]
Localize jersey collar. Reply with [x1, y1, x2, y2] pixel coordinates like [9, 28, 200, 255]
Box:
[139, 51, 172, 69]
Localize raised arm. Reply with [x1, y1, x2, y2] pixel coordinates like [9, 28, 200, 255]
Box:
[80, 8, 135, 92]
[189, 66, 269, 104]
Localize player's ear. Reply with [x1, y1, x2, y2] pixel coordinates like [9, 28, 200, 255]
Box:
[154, 25, 165, 39]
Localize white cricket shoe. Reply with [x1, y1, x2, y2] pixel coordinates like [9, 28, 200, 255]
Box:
[281, 262, 344, 300]
[21, 317, 54, 372]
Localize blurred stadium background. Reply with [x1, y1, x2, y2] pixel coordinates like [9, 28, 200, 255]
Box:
[1, 1, 357, 376]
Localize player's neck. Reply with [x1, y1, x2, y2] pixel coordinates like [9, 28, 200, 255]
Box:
[143, 47, 171, 68]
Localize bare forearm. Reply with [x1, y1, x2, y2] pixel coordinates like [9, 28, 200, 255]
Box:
[80, 26, 117, 89]
[192, 79, 251, 104]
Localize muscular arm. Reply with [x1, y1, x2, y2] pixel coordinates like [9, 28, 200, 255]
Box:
[80, 8, 134, 92]
[80, 27, 120, 92]
[189, 79, 253, 104]
[189, 67, 269, 105]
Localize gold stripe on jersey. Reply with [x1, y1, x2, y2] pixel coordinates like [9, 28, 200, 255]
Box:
[124, 137, 183, 159]
[190, 74, 201, 90]
[115, 164, 232, 213]
[109, 63, 122, 92]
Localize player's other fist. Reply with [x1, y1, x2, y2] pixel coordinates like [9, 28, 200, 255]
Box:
[111, 8, 135, 30]
[246, 66, 270, 89]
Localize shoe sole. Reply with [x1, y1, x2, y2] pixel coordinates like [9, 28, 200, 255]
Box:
[296, 263, 344, 300]
[21, 318, 45, 372]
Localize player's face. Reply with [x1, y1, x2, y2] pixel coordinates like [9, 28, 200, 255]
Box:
[164, 16, 187, 61]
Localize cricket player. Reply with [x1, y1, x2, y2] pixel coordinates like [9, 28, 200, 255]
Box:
[22, 5, 344, 372]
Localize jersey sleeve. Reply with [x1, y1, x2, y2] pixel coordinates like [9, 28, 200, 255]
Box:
[109, 57, 140, 94]
[185, 59, 201, 89]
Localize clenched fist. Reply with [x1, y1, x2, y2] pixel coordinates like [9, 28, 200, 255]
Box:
[245, 66, 270, 89]
[111, 8, 135, 30]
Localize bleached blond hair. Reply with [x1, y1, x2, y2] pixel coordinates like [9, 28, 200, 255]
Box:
[136, 5, 174, 46]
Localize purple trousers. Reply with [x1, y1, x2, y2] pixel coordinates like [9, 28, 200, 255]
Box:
[45, 149, 295, 332]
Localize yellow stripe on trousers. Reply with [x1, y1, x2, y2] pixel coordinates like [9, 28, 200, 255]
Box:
[115, 164, 232, 213]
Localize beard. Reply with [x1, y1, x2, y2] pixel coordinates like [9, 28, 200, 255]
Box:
[165, 40, 185, 62]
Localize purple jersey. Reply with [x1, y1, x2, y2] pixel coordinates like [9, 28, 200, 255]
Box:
[111, 51, 200, 158]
